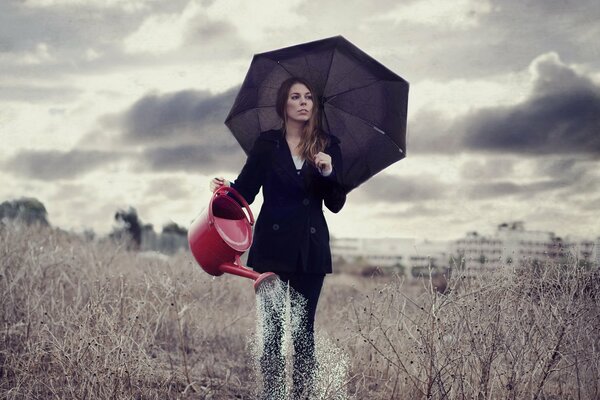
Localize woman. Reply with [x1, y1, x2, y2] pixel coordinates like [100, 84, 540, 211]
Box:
[210, 77, 346, 399]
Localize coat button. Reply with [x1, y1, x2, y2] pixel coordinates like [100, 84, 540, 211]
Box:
[303, 198, 310, 206]
[272, 224, 279, 231]
[310, 227, 316, 234]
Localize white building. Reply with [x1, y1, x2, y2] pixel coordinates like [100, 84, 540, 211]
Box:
[452, 222, 599, 272]
[495, 221, 555, 265]
[453, 222, 557, 272]
[452, 231, 504, 270]
[331, 237, 450, 277]
[331, 237, 413, 268]
[332, 223, 598, 278]
[563, 236, 597, 266]
[409, 239, 451, 277]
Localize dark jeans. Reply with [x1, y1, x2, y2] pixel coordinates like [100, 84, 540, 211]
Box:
[259, 272, 325, 400]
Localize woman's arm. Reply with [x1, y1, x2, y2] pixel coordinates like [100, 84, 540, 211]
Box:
[229, 138, 266, 205]
[318, 144, 346, 213]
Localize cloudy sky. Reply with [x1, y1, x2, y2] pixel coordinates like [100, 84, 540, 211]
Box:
[1, 0, 599, 242]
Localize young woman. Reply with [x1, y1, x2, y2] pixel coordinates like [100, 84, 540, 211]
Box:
[209, 77, 346, 399]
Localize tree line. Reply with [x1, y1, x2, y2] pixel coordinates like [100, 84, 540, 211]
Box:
[0, 197, 188, 254]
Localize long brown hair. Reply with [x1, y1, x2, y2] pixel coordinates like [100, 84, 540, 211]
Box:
[275, 77, 329, 165]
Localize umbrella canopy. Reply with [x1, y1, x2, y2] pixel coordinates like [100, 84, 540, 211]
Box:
[225, 35, 409, 193]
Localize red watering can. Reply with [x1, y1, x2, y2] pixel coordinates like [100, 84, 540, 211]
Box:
[188, 185, 277, 291]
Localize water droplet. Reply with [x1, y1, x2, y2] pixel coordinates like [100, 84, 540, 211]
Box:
[250, 278, 349, 399]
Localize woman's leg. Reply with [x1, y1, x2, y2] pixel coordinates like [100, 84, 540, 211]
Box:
[288, 274, 325, 399]
[258, 275, 289, 399]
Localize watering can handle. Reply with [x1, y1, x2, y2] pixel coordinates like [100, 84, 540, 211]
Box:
[209, 185, 255, 226]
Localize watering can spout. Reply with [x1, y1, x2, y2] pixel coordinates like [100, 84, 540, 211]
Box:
[253, 272, 278, 291]
[219, 255, 278, 291]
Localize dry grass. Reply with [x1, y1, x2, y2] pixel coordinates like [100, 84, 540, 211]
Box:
[1, 224, 599, 399]
[348, 261, 600, 399]
[1, 224, 257, 399]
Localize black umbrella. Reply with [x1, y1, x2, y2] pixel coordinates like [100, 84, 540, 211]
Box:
[225, 35, 409, 193]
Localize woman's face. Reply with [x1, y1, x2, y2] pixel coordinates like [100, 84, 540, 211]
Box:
[285, 83, 313, 124]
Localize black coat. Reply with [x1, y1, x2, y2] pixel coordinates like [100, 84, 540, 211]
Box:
[230, 129, 346, 274]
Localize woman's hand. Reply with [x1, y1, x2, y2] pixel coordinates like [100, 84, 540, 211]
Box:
[209, 176, 230, 192]
[314, 152, 333, 175]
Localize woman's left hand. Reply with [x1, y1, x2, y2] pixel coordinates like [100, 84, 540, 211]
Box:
[314, 152, 333, 175]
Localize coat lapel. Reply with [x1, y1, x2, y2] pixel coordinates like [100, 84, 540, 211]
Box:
[270, 129, 341, 192]
[303, 158, 323, 191]
[272, 131, 306, 190]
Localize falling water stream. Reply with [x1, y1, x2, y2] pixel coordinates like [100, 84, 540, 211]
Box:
[250, 278, 349, 400]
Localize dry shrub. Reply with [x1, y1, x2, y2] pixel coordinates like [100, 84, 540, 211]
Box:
[348, 260, 600, 399]
[2, 224, 599, 399]
[0, 224, 257, 399]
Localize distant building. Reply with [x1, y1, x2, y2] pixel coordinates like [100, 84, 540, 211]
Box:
[452, 221, 599, 273]
[409, 239, 451, 277]
[332, 223, 598, 277]
[331, 237, 450, 277]
[496, 221, 556, 265]
[452, 231, 504, 271]
[331, 237, 366, 263]
[453, 222, 556, 272]
[332, 237, 413, 268]
[563, 236, 596, 267]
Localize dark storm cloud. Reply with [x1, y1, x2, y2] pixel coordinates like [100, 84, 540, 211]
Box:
[86, 85, 249, 173]
[557, 170, 600, 199]
[140, 143, 245, 174]
[114, 87, 239, 146]
[458, 156, 599, 200]
[3, 149, 124, 180]
[532, 157, 599, 182]
[532, 157, 600, 196]
[352, 173, 450, 204]
[461, 56, 600, 155]
[534, 158, 579, 178]
[413, 55, 600, 156]
[465, 178, 572, 200]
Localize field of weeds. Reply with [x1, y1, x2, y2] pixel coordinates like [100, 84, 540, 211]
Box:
[1, 224, 599, 399]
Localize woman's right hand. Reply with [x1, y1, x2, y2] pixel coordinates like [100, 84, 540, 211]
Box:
[209, 176, 230, 192]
